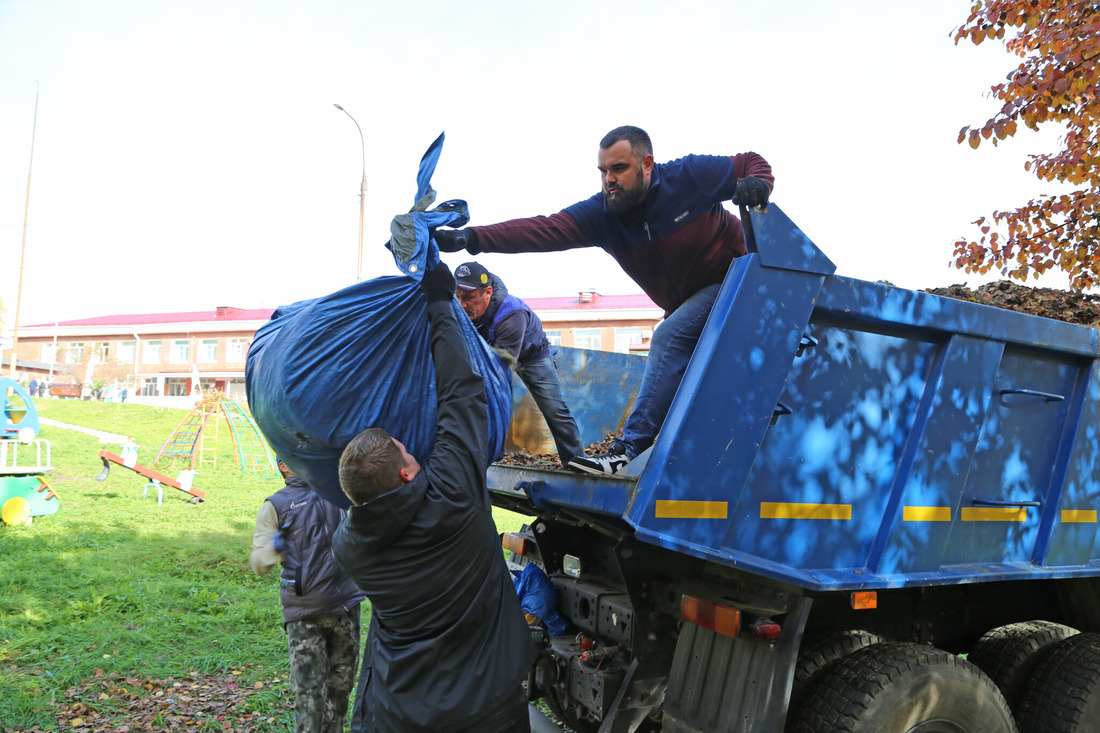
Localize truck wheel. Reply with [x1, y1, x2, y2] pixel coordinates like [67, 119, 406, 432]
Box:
[1015, 633, 1100, 733]
[967, 620, 1078, 711]
[786, 642, 1016, 733]
[788, 629, 884, 717]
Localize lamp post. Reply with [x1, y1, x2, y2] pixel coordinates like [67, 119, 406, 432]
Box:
[334, 103, 366, 283]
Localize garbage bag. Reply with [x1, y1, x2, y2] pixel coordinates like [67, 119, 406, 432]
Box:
[246, 132, 513, 508]
[512, 562, 567, 636]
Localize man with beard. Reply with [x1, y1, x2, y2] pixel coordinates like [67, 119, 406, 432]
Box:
[435, 125, 773, 475]
[453, 260, 584, 468]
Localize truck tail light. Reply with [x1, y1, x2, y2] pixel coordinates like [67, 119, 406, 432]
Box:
[753, 619, 782, 642]
[851, 591, 877, 610]
[681, 595, 741, 638]
[502, 533, 528, 556]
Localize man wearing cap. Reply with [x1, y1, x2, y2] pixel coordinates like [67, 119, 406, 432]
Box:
[251, 457, 364, 733]
[435, 125, 773, 475]
[454, 261, 584, 468]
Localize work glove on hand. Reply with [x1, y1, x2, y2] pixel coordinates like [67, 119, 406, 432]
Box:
[421, 261, 456, 303]
[434, 228, 478, 253]
[731, 176, 771, 210]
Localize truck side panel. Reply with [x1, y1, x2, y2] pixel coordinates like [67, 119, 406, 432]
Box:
[494, 205, 1100, 593]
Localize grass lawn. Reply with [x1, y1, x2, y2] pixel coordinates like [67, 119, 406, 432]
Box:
[0, 399, 531, 731]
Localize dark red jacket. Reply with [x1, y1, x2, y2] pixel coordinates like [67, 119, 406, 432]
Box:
[469, 152, 773, 314]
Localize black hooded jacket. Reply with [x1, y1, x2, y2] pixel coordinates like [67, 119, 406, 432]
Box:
[332, 297, 535, 732]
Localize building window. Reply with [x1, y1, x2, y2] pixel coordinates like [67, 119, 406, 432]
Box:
[165, 378, 189, 397]
[117, 341, 135, 364]
[66, 342, 84, 364]
[545, 330, 562, 347]
[574, 328, 602, 350]
[614, 328, 644, 354]
[170, 340, 190, 364]
[198, 339, 218, 363]
[42, 343, 58, 365]
[138, 378, 158, 397]
[228, 377, 247, 400]
[143, 340, 162, 364]
[228, 338, 249, 362]
[91, 342, 110, 364]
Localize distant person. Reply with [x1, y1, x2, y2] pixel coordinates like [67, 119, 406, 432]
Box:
[333, 261, 535, 733]
[28, 378, 38, 398]
[251, 458, 364, 733]
[436, 125, 773, 475]
[454, 261, 584, 467]
[120, 387, 128, 403]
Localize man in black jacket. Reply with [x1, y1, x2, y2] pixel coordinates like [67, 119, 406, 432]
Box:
[332, 261, 536, 733]
[250, 458, 364, 733]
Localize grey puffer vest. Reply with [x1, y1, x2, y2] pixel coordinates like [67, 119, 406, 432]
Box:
[267, 477, 364, 624]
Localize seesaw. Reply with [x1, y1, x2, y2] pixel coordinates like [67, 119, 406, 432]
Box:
[97, 447, 205, 505]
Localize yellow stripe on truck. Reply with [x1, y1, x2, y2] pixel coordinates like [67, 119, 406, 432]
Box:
[903, 506, 952, 522]
[760, 502, 851, 520]
[655, 500, 728, 519]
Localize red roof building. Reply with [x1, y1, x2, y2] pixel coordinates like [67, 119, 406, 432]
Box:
[11, 292, 662, 406]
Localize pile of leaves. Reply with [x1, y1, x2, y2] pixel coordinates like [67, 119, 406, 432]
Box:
[923, 280, 1100, 327]
[7, 666, 290, 732]
[496, 432, 622, 470]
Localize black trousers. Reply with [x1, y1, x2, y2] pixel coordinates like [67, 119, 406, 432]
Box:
[454, 687, 529, 733]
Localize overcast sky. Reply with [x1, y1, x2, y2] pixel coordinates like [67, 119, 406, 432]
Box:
[0, 0, 1073, 328]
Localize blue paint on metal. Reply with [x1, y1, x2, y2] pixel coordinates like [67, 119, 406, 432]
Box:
[505, 347, 647, 457]
[488, 203, 1100, 592]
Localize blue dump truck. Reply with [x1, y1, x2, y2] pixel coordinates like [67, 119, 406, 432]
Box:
[494, 205, 1100, 733]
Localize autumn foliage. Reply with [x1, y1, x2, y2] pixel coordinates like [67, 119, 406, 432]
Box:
[954, 1, 1100, 289]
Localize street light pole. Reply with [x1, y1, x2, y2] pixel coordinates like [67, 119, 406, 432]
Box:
[11, 81, 40, 379]
[334, 104, 366, 283]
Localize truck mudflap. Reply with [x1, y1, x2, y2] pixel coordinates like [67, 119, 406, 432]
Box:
[661, 596, 810, 733]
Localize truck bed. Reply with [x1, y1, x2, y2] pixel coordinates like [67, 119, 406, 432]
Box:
[489, 204, 1100, 593]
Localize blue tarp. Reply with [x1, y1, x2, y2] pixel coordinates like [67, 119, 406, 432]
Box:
[246, 133, 513, 508]
[512, 563, 567, 636]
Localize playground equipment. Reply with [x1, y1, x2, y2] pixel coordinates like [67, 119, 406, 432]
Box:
[96, 445, 204, 505]
[1, 377, 59, 524]
[154, 399, 278, 478]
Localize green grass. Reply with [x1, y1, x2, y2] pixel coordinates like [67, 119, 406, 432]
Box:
[0, 400, 531, 730]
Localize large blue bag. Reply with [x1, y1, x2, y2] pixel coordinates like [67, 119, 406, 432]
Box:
[246, 133, 513, 508]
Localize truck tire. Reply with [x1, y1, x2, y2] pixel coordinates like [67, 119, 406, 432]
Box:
[966, 620, 1078, 712]
[788, 629, 884, 718]
[786, 642, 1017, 733]
[1015, 633, 1100, 733]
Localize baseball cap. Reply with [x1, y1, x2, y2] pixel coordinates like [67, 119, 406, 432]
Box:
[455, 262, 491, 291]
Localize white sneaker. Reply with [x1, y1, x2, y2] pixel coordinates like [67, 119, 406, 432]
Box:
[567, 452, 630, 475]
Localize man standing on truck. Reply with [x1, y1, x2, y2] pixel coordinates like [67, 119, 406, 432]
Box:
[454, 260, 585, 468]
[250, 457, 364, 733]
[435, 125, 773, 475]
[332, 261, 536, 733]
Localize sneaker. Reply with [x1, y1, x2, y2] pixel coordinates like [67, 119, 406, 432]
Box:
[568, 451, 630, 476]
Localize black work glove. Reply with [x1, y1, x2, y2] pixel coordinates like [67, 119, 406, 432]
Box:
[434, 228, 479, 253]
[731, 176, 771, 209]
[421, 261, 456, 302]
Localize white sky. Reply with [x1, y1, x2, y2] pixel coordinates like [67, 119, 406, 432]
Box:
[0, 0, 1075, 329]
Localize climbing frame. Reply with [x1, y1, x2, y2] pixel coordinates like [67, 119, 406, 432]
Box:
[154, 400, 278, 478]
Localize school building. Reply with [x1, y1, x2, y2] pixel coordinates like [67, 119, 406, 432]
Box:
[8, 291, 662, 407]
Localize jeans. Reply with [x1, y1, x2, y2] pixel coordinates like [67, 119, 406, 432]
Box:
[621, 283, 722, 457]
[516, 356, 584, 465]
